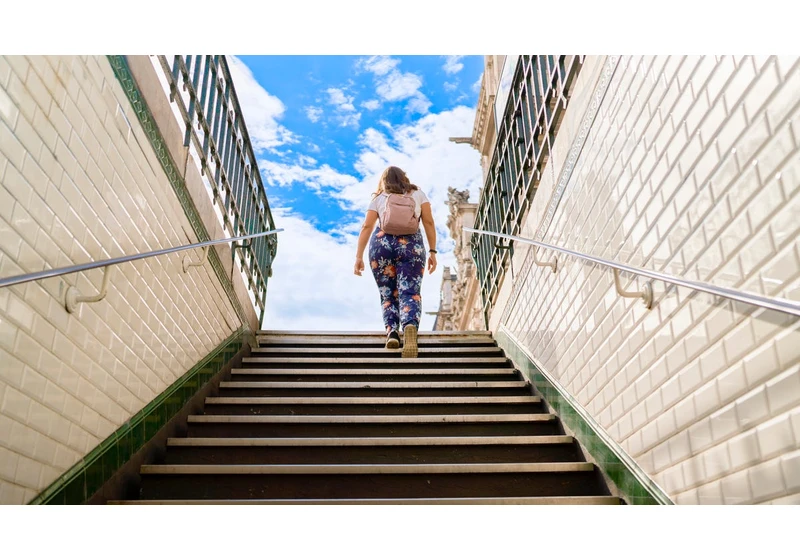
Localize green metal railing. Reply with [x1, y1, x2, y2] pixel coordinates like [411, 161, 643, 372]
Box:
[470, 55, 582, 317]
[156, 55, 277, 324]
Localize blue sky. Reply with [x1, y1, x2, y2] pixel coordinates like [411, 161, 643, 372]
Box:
[226, 55, 485, 330]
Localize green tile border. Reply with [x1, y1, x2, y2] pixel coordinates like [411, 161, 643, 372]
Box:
[496, 326, 673, 505]
[105, 55, 252, 327]
[29, 327, 249, 505]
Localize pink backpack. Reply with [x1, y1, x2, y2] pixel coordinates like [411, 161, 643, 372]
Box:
[380, 193, 420, 235]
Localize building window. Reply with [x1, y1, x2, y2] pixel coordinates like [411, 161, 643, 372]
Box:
[494, 55, 519, 132]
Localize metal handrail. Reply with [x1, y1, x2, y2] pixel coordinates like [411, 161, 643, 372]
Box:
[0, 230, 283, 290]
[464, 227, 800, 318]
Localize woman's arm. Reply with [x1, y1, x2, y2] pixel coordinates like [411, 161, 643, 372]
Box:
[420, 202, 437, 274]
[354, 210, 379, 276]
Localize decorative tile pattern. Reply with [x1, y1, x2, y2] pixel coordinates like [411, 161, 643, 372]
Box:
[496, 56, 800, 504]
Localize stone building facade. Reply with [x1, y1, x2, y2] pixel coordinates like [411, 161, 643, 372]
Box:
[435, 54, 507, 331]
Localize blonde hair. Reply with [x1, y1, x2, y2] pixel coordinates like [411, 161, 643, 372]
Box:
[372, 166, 419, 198]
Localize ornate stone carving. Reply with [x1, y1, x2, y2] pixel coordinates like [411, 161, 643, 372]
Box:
[434, 186, 483, 330]
[446, 187, 470, 233]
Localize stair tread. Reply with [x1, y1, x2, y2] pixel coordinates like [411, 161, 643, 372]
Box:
[257, 340, 496, 348]
[230, 369, 517, 377]
[219, 381, 529, 388]
[141, 462, 594, 474]
[109, 496, 619, 505]
[243, 357, 509, 364]
[167, 435, 572, 446]
[252, 347, 503, 354]
[205, 396, 540, 404]
[187, 414, 555, 423]
[257, 331, 492, 336]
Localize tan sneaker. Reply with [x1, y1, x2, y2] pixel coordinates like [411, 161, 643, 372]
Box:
[385, 330, 400, 349]
[401, 325, 418, 358]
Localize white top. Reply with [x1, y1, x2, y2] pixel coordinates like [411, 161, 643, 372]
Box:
[368, 190, 430, 226]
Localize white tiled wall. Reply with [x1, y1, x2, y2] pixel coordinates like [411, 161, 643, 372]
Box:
[0, 56, 246, 504]
[496, 55, 800, 504]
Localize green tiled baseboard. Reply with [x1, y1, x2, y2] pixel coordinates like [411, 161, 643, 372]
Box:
[30, 327, 248, 505]
[496, 326, 673, 505]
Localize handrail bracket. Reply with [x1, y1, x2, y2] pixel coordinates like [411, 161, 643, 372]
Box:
[65, 266, 113, 313]
[534, 248, 558, 274]
[183, 245, 210, 273]
[613, 268, 653, 309]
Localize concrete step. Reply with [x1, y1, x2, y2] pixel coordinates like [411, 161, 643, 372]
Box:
[228, 367, 521, 383]
[188, 413, 554, 424]
[217, 380, 533, 398]
[241, 357, 510, 368]
[250, 347, 505, 357]
[219, 381, 529, 389]
[205, 396, 541, 405]
[137, 462, 603, 500]
[164, 435, 581, 464]
[186, 413, 560, 438]
[202, 395, 544, 415]
[142, 462, 593, 474]
[167, 435, 571, 446]
[257, 330, 492, 337]
[111, 496, 622, 505]
[230, 368, 518, 375]
[257, 337, 498, 348]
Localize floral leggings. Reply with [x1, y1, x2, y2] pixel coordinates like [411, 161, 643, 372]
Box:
[368, 228, 426, 332]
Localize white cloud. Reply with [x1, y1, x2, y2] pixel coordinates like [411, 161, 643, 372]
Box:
[305, 106, 323, 122]
[298, 154, 318, 166]
[359, 55, 432, 115]
[443, 55, 465, 74]
[226, 56, 295, 152]
[359, 55, 400, 76]
[375, 71, 423, 101]
[326, 87, 361, 128]
[338, 112, 362, 128]
[259, 160, 359, 193]
[406, 94, 432, 114]
[335, 107, 482, 222]
[361, 99, 381, 110]
[443, 81, 459, 92]
[326, 88, 356, 112]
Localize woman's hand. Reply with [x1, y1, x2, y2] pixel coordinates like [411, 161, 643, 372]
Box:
[354, 257, 365, 276]
[427, 252, 437, 274]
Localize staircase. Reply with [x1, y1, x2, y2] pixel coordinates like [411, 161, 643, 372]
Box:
[113, 330, 621, 504]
